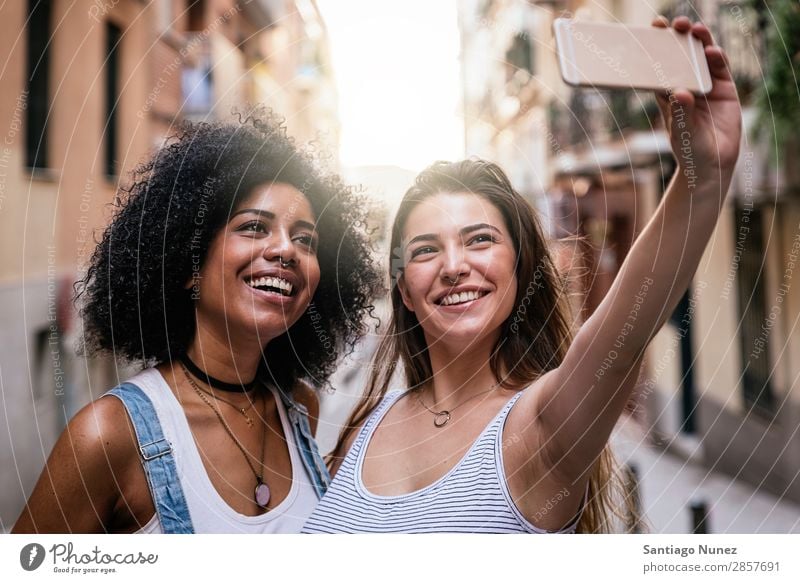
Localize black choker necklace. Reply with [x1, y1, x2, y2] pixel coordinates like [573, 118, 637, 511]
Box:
[179, 354, 257, 393]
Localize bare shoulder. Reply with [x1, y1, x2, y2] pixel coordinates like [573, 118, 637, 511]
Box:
[12, 395, 140, 533]
[84, 393, 134, 437]
[52, 395, 139, 476]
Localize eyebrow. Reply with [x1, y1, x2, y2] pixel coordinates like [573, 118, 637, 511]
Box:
[231, 208, 317, 231]
[461, 223, 501, 236]
[232, 208, 274, 220]
[405, 223, 501, 248]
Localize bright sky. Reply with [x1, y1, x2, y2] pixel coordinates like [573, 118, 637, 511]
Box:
[317, 0, 464, 171]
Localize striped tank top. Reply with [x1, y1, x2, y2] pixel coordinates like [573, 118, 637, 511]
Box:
[303, 389, 584, 533]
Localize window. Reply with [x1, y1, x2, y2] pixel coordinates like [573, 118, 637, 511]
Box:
[735, 206, 776, 416]
[187, 0, 206, 32]
[505, 33, 534, 82]
[715, 1, 765, 100]
[105, 22, 121, 178]
[182, 53, 213, 115]
[668, 290, 697, 434]
[660, 0, 700, 21]
[26, 0, 52, 170]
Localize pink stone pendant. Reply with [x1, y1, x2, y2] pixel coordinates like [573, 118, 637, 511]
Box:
[255, 481, 271, 508]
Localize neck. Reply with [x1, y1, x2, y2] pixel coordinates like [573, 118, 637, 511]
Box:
[424, 334, 502, 410]
[186, 321, 264, 385]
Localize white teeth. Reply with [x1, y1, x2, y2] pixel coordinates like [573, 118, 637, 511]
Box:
[247, 276, 293, 295]
[441, 290, 484, 306]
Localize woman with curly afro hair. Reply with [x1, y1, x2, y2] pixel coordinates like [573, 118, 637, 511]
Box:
[13, 110, 382, 533]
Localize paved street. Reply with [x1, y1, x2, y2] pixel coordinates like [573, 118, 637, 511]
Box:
[613, 416, 800, 534]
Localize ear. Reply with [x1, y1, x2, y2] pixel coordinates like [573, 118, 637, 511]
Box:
[396, 273, 415, 313]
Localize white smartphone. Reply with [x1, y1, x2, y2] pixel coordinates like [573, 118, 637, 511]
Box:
[553, 18, 712, 94]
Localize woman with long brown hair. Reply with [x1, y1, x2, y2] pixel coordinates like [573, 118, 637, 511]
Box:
[303, 16, 742, 533]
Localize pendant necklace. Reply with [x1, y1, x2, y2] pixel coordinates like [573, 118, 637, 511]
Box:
[187, 374, 256, 427]
[416, 383, 501, 428]
[181, 364, 271, 509]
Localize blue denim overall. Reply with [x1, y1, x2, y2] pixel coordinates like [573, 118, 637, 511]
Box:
[105, 381, 331, 534]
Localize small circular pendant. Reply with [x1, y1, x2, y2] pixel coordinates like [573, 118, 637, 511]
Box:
[433, 411, 451, 428]
[255, 482, 271, 508]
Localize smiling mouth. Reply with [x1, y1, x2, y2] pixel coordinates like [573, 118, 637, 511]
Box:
[437, 290, 488, 306]
[246, 276, 294, 297]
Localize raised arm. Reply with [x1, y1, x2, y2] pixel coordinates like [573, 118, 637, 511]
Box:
[529, 16, 742, 482]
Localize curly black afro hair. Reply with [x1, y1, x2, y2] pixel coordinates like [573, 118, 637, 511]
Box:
[77, 109, 383, 392]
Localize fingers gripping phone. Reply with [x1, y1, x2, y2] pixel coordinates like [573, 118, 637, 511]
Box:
[553, 18, 712, 94]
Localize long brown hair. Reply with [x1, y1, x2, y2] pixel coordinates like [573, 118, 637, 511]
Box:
[336, 159, 639, 533]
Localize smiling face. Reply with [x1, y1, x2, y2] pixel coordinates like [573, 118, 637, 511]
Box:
[192, 182, 321, 346]
[397, 192, 519, 350]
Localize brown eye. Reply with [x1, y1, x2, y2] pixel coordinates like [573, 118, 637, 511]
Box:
[293, 233, 318, 251]
[239, 220, 267, 234]
[411, 246, 436, 259]
[468, 233, 495, 245]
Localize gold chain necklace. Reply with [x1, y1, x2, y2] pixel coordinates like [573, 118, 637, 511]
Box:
[180, 362, 256, 427]
[180, 363, 271, 509]
[416, 384, 501, 428]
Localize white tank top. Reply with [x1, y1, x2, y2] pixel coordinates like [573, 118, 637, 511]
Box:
[126, 368, 319, 533]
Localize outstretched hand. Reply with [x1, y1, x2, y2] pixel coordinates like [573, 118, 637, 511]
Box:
[652, 16, 742, 182]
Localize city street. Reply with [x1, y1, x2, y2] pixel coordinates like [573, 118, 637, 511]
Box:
[613, 416, 800, 534]
[2, 0, 799, 542]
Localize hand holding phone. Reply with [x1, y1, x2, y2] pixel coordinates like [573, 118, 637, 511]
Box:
[554, 17, 712, 94]
[555, 15, 742, 184]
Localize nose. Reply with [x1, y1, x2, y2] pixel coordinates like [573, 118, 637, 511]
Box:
[440, 244, 469, 284]
[263, 226, 297, 266]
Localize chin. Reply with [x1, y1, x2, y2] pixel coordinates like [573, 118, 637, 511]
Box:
[430, 325, 503, 351]
[241, 313, 303, 343]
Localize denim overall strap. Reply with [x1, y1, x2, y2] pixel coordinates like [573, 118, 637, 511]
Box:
[274, 386, 331, 498]
[106, 383, 195, 534]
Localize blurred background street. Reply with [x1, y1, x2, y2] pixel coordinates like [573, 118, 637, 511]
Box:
[1, 0, 799, 532]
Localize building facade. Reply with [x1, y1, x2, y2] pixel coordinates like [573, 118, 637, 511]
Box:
[458, 0, 800, 515]
[0, 0, 337, 530]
